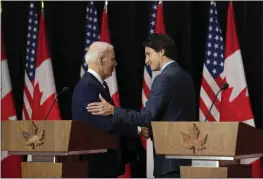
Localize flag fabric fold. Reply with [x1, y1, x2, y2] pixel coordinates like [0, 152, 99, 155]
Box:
[100, 3, 120, 108]
[23, 2, 61, 162]
[200, 2, 262, 178]
[1, 32, 22, 178]
[221, 2, 262, 178]
[80, 1, 128, 177]
[199, 1, 224, 122]
[99, 3, 130, 178]
[23, 3, 61, 121]
[80, 1, 100, 77]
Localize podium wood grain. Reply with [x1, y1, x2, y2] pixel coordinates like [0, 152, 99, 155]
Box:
[2, 120, 118, 152]
[22, 161, 89, 178]
[180, 165, 252, 178]
[151, 121, 262, 156]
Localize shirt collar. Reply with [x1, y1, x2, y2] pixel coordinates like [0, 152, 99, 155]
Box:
[161, 61, 175, 72]
[88, 69, 104, 85]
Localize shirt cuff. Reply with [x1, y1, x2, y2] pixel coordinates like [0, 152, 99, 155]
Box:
[137, 126, 141, 135]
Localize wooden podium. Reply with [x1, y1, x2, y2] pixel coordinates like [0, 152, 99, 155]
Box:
[2, 120, 118, 178]
[151, 121, 263, 178]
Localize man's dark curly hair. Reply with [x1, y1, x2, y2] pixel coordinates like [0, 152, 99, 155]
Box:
[142, 33, 178, 60]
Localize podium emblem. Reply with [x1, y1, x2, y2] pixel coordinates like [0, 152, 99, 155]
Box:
[181, 123, 208, 153]
[22, 121, 45, 149]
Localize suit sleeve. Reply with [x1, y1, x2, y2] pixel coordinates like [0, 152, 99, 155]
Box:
[113, 75, 171, 126]
[79, 83, 138, 138]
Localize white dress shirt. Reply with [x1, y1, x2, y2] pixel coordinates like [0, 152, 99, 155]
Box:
[88, 69, 104, 86]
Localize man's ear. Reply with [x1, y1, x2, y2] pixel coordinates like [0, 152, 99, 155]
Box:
[100, 57, 103, 66]
[160, 49, 165, 56]
[97, 56, 103, 66]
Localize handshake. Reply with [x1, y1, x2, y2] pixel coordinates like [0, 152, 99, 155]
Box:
[139, 127, 150, 139]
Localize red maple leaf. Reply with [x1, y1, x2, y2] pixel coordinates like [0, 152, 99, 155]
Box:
[220, 86, 253, 122]
[31, 83, 60, 120]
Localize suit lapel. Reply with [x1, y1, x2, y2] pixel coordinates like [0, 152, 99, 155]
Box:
[85, 72, 114, 105]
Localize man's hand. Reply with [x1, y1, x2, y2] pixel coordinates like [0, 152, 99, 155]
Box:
[140, 127, 150, 139]
[87, 94, 114, 116]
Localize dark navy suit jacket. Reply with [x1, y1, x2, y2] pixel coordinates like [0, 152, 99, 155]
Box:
[113, 61, 197, 176]
[72, 72, 138, 177]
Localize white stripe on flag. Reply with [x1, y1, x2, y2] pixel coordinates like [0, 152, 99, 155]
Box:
[23, 93, 32, 118]
[147, 139, 154, 178]
[24, 73, 34, 97]
[200, 86, 220, 121]
[199, 109, 206, 121]
[144, 68, 152, 89]
[203, 66, 222, 101]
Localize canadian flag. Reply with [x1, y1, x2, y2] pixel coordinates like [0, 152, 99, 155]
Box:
[100, 2, 120, 107]
[1, 34, 22, 177]
[23, 4, 61, 162]
[220, 2, 262, 178]
[99, 2, 130, 178]
[23, 5, 61, 122]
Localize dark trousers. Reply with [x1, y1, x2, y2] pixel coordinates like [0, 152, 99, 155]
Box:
[155, 171, 181, 178]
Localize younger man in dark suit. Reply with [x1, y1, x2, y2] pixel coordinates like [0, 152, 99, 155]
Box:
[87, 33, 197, 178]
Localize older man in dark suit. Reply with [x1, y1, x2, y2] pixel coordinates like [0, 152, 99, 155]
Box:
[72, 41, 148, 178]
[87, 33, 197, 178]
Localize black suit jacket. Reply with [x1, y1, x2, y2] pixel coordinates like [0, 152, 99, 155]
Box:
[71, 72, 138, 177]
[113, 61, 197, 176]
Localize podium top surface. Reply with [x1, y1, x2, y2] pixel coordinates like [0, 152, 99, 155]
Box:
[151, 121, 263, 157]
[2, 120, 118, 153]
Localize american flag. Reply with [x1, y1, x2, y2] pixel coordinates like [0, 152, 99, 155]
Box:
[23, 2, 39, 120]
[23, 2, 60, 121]
[199, 1, 224, 122]
[200, 2, 262, 177]
[142, 1, 165, 178]
[80, 1, 100, 77]
[142, 1, 160, 107]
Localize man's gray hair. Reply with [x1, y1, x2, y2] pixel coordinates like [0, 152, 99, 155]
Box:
[85, 41, 114, 64]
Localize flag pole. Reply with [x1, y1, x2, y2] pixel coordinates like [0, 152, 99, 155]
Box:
[41, 0, 44, 9]
[105, 0, 108, 13]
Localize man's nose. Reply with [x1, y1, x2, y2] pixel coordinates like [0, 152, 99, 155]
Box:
[114, 61, 117, 66]
[145, 58, 149, 64]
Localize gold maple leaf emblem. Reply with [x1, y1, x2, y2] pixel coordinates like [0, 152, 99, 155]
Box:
[181, 123, 208, 153]
[22, 121, 45, 149]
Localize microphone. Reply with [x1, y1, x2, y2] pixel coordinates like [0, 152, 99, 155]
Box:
[44, 87, 69, 120]
[204, 83, 229, 122]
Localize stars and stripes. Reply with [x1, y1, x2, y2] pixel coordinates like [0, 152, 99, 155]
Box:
[200, 1, 262, 177]
[80, 1, 100, 77]
[199, 1, 224, 122]
[23, 2, 39, 120]
[23, 2, 61, 121]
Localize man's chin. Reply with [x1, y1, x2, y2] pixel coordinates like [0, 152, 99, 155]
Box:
[151, 67, 158, 71]
[105, 73, 113, 79]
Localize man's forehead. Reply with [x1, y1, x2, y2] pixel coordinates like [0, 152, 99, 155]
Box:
[145, 47, 153, 52]
[108, 48, 115, 54]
